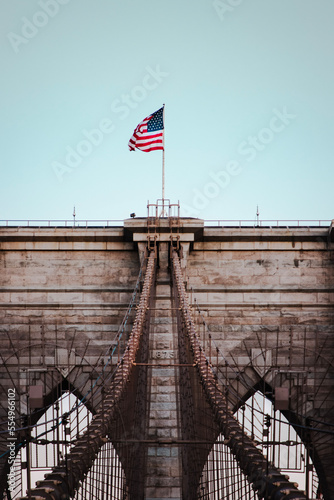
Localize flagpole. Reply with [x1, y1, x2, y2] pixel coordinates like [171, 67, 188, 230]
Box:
[162, 104, 165, 215]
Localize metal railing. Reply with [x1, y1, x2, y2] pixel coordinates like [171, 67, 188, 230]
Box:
[204, 219, 332, 228]
[0, 219, 331, 228]
[0, 219, 123, 228]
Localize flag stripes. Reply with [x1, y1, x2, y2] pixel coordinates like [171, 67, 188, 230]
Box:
[128, 107, 164, 152]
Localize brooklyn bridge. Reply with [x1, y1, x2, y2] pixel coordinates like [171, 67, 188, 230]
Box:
[0, 202, 333, 499]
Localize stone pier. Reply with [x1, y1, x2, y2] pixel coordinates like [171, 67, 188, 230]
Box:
[144, 243, 181, 499]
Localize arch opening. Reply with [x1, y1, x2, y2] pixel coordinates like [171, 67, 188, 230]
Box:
[17, 391, 93, 496]
[198, 390, 322, 499]
[235, 390, 322, 499]
[11, 391, 126, 499]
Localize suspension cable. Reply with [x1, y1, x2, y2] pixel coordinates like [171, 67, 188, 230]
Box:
[18, 250, 156, 500]
[171, 250, 307, 500]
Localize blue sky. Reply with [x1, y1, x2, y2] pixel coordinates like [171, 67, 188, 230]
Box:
[1, 0, 333, 222]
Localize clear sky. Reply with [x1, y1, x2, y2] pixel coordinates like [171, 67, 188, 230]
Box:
[1, 0, 333, 222]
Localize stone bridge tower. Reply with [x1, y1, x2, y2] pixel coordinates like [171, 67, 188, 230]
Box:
[0, 208, 333, 499]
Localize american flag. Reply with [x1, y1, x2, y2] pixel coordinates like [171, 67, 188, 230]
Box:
[128, 107, 164, 152]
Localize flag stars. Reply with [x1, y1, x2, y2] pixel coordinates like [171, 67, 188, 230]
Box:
[147, 108, 164, 132]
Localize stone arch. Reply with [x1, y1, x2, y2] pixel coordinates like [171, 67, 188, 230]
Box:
[235, 390, 321, 496]
[222, 344, 334, 499]
[0, 341, 113, 498]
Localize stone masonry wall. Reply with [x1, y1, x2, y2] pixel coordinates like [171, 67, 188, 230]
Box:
[0, 221, 333, 498]
[0, 227, 141, 495]
[185, 226, 334, 496]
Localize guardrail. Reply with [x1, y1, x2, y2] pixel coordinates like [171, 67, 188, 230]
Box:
[0, 219, 331, 228]
[0, 220, 123, 228]
[204, 219, 332, 227]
